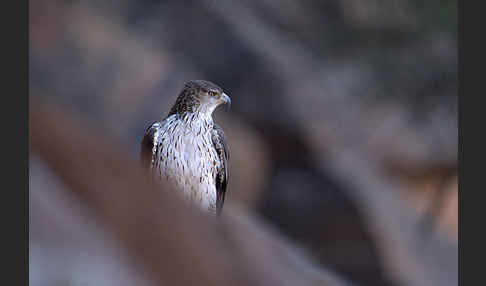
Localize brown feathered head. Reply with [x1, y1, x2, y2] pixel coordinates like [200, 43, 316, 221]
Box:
[169, 80, 231, 116]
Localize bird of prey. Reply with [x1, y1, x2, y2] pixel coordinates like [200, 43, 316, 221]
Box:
[141, 80, 230, 215]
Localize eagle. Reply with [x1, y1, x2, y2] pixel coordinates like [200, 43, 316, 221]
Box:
[140, 80, 230, 215]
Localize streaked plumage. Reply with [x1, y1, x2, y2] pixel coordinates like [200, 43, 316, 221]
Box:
[141, 80, 230, 214]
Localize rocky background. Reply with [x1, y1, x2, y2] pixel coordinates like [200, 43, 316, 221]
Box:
[29, 1, 457, 286]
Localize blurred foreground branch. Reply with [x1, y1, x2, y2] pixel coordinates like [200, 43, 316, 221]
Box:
[29, 98, 350, 286]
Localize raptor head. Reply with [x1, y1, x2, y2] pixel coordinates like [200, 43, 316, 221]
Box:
[169, 80, 231, 116]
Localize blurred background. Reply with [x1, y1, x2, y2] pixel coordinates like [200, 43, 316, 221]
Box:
[29, 1, 457, 286]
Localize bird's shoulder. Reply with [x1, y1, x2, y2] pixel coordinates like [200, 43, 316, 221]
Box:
[211, 124, 229, 161]
[140, 116, 176, 170]
[211, 123, 229, 215]
[145, 114, 180, 138]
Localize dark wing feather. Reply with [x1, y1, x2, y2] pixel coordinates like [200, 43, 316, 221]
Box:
[140, 122, 161, 172]
[211, 124, 229, 215]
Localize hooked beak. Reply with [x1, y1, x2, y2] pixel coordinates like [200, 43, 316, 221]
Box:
[221, 92, 231, 110]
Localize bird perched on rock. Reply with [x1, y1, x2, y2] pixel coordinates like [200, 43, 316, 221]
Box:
[141, 80, 230, 215]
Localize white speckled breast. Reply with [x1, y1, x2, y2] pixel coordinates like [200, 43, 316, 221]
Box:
[153, 113, 220, 213]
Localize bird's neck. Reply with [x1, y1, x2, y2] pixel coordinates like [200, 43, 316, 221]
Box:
[177, 110, 214, 130]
